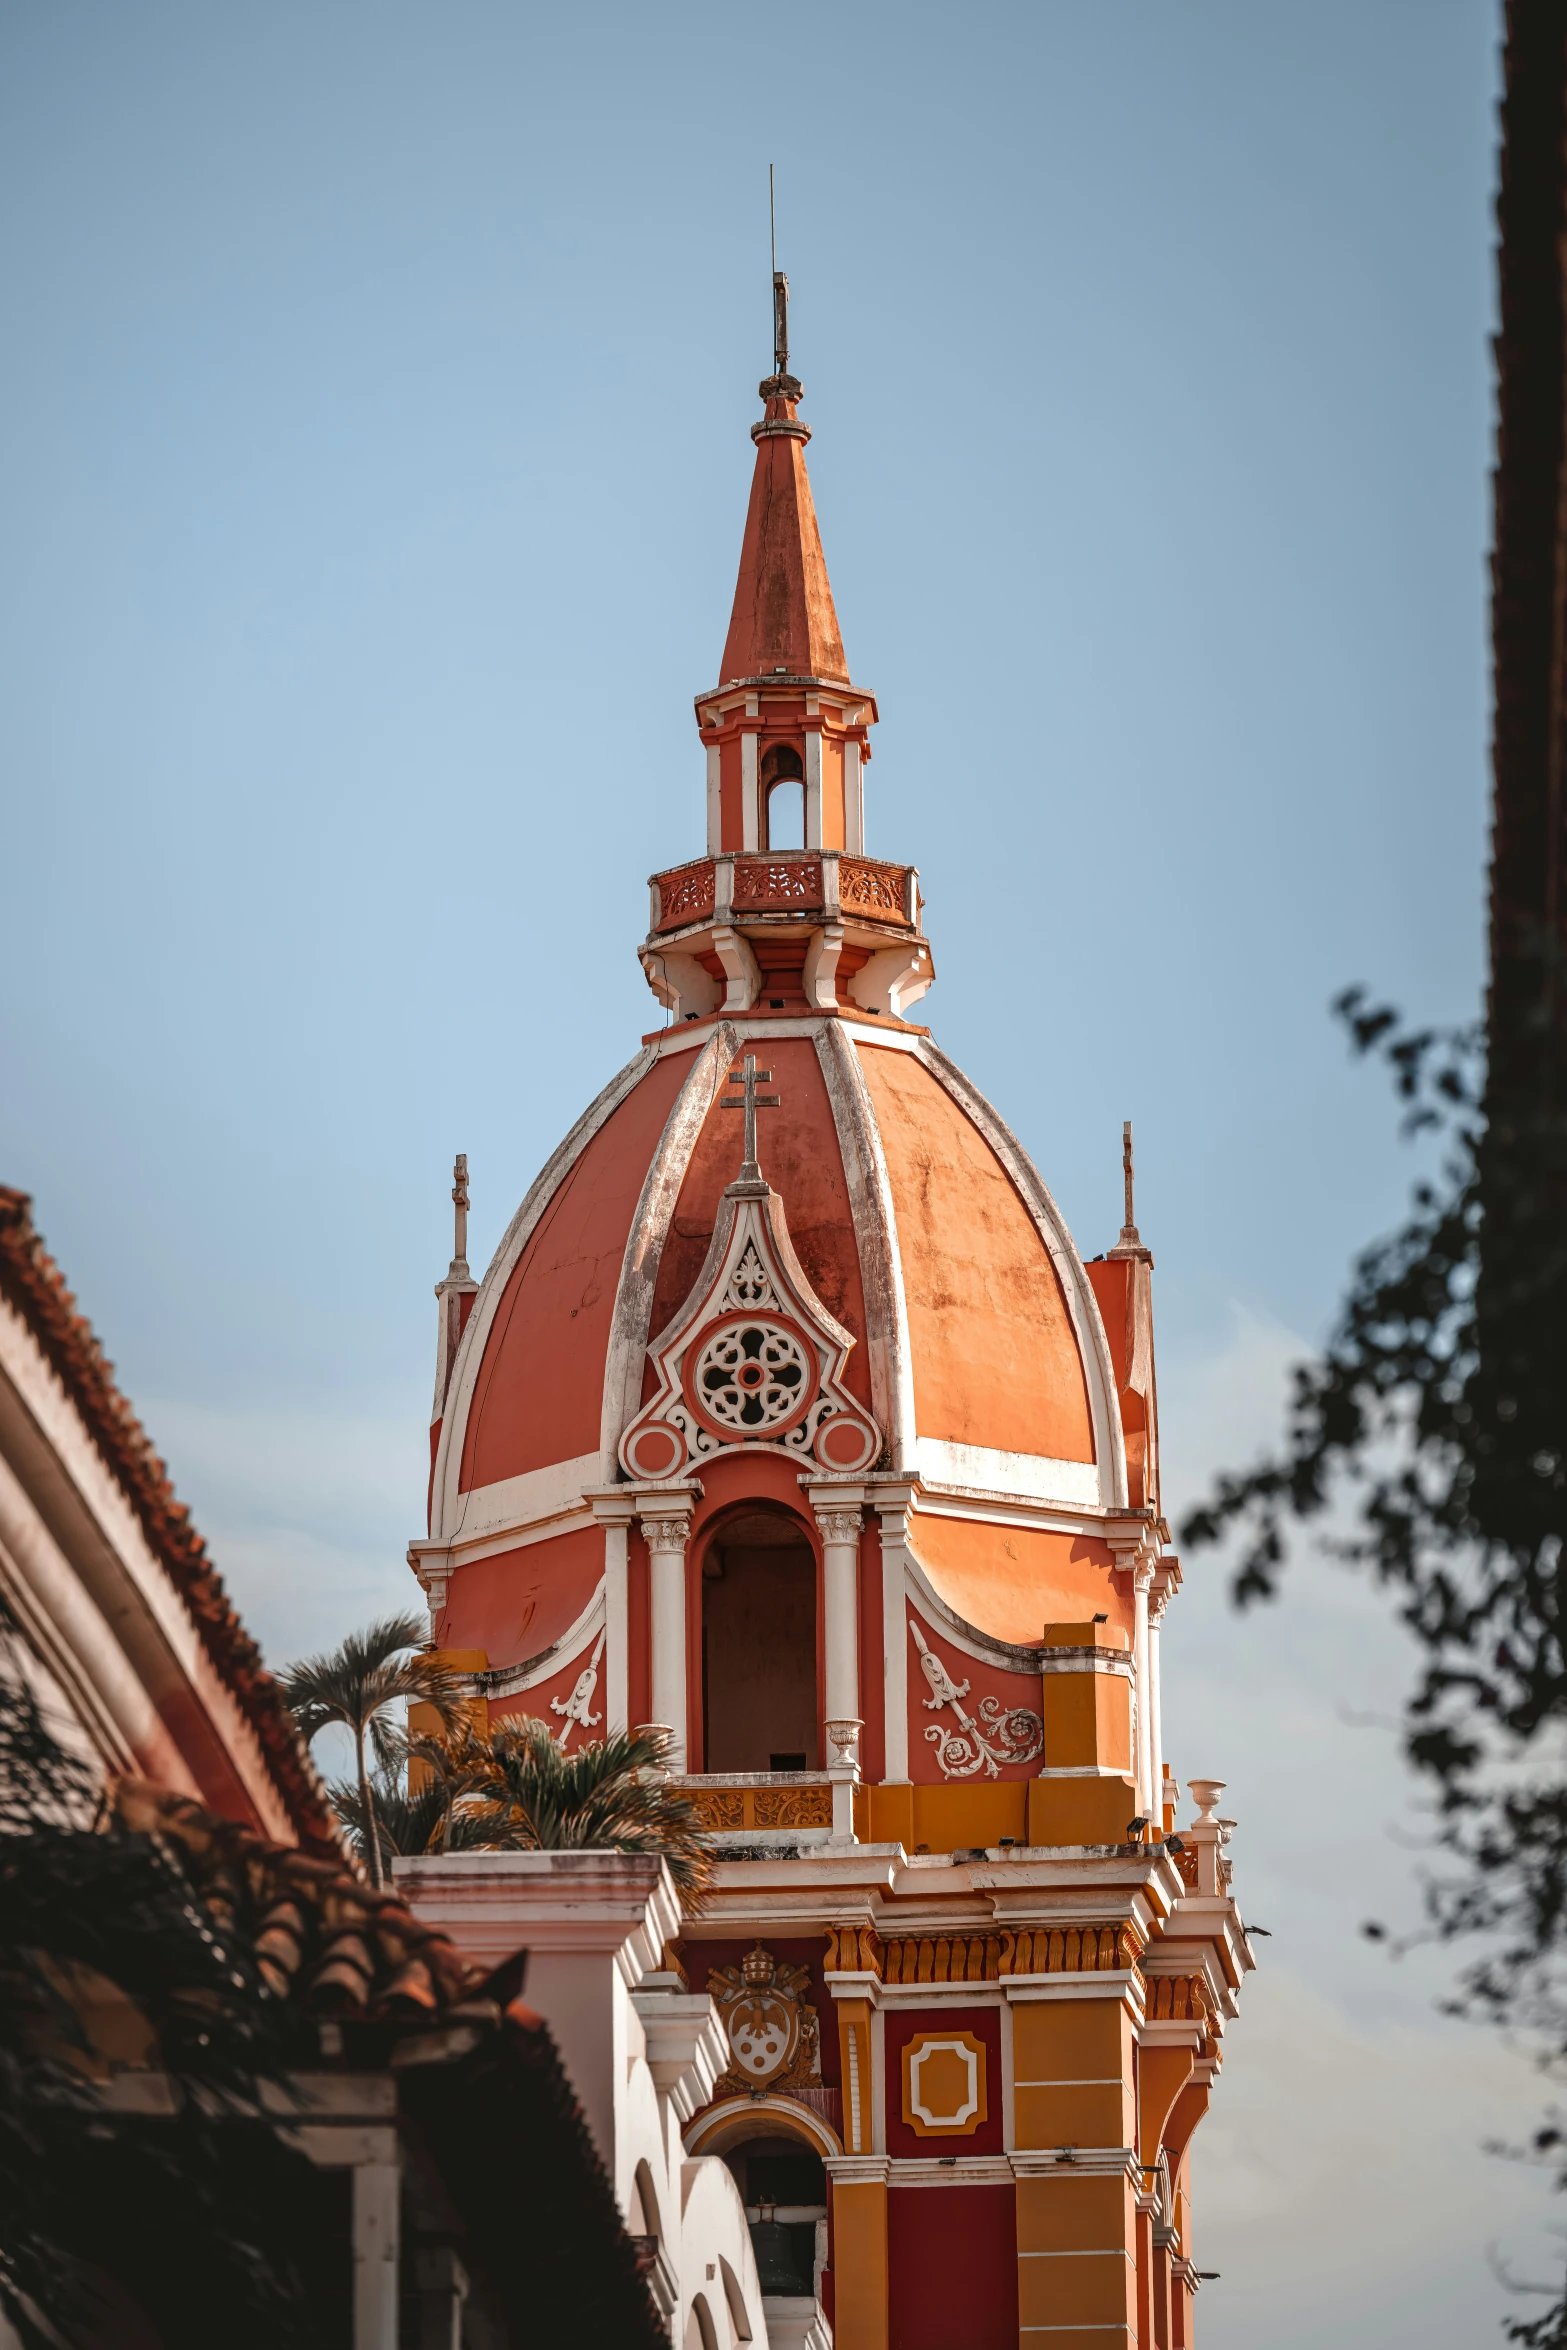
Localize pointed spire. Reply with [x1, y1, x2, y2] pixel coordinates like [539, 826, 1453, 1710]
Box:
[718, 280, 849, 687]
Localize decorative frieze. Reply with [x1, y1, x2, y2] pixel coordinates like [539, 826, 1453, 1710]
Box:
[1140, 1974, 1210, 2021]
[821, 1922, 1143, 1984]
[884, 1932, 1002, 1986]
[680, 1781, 834, 1832]
[1005, 1924, 1138, 1976]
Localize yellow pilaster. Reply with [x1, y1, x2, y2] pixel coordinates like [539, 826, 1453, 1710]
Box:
[1030, 1624, 1137, 1847]
[1012, 1993, 1138, 2348]
[828, 2170, 889, 2350]
[835, 1998, 874, 2155]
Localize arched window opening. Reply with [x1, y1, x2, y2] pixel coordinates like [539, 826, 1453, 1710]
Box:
[631, 2158, 662, 2243]
[718, 2258, 754, 2343]
[721, 2136, 828, 2302]
[684, 2296, 720, 2350]
[761, 743, 805, 851]
[701, 1507, 818, 1771]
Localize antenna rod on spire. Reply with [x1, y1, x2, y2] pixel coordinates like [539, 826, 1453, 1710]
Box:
[769, 164, 789, 380]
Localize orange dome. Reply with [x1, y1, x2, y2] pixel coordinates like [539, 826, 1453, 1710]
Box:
[409, 337, 1174, 1848]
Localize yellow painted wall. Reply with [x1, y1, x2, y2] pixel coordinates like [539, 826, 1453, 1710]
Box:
[830, 2180, 888, 2350]
[1012, 2000, 1135, 2150]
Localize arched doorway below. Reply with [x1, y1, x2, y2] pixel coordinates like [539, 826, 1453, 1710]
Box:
[701, 1508, 818, 1772]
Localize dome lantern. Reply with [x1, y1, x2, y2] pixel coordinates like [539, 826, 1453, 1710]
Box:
[640, 302, 934, 1029]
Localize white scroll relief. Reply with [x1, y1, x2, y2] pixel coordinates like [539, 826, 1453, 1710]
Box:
[550, 1627, 607, 1749]
[909, 1618, 1043, 1781]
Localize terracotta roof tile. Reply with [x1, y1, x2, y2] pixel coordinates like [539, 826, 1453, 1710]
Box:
[0, 1188, 338, 1855]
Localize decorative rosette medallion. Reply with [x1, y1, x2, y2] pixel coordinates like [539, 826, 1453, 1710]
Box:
[620, 1175, 881, 1481]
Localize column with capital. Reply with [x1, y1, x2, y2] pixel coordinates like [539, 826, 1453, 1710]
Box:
[639, 1506, 693, 1770]
[809, 1488, 865, 1841]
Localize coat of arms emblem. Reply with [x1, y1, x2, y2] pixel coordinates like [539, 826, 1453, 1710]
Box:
[708, 1942, 821, 2095]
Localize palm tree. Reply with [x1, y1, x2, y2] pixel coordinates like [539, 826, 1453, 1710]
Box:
[327, 1763, 501, 1872]
[415, 1720, 713, 1903]
[280, 1613, 466, 1890]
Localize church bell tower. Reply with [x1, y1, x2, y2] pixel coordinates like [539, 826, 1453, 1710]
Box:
[407, 282, 1252, 2350]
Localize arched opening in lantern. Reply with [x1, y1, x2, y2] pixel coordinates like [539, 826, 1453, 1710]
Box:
[700, 1503, 818, 1772]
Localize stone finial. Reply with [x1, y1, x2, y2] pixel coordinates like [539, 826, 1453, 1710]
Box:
[450, 1152, 470, 1280]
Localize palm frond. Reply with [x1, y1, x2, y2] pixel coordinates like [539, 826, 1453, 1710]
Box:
[280, 1615, 470, 1743]
[411, 1721, 713, 1902]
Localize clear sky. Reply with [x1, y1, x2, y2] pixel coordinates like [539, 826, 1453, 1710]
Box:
[0, 2, 1535, 2337]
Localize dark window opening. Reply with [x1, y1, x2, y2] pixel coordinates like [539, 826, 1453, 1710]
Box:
[701, 1509, 819, 1771]
[722, 2139, 827, 2302]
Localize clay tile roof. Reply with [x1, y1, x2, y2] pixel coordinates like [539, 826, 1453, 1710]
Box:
[114, 1780, 480, 2019]
[0, 1188, 339, 1857]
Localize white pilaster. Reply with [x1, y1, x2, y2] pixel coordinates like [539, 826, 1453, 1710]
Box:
[809, 1494, 864, 1724]
[705, 741, 723, 854]
[843, 738, 864, 853]
[740, 732, 760, 851]
[804, 727, 823, 851]
[1147, 1586, 1167, 1812]
[590, 1491, 636, 1737]
[1132, 1561, 1154, 1815]
[640, 1504, 693, 1769]
[872, 1483, 918, 1782]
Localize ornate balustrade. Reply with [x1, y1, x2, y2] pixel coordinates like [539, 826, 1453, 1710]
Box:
[650, 851, 917, 934]
[677, 1776, 834, 1832]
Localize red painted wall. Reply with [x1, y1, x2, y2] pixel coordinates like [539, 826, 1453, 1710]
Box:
[883, 2004, 1005, 2160]
[887, 2183, 1017, 2350]
[460, 1053, 689, 1490]
[440, 1525, 602, 1668]
[644, 1037, 873, 1411]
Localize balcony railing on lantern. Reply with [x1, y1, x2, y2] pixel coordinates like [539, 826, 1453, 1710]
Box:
[648, 850, 919, 936]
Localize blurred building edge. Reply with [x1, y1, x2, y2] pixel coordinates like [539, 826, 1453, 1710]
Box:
[1488, 0, 1567, 1114]
[0, 1180, 337, 1852]
[0, 1184, 686, 2349]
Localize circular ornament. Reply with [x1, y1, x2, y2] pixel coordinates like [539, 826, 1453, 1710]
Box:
[625, 1423, 683, 1479]
[815, 1414, 877, 1472]
[685, 1314, 813, 1438]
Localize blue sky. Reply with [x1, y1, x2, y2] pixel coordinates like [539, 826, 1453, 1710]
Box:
[0, 3, 1532, 2337]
